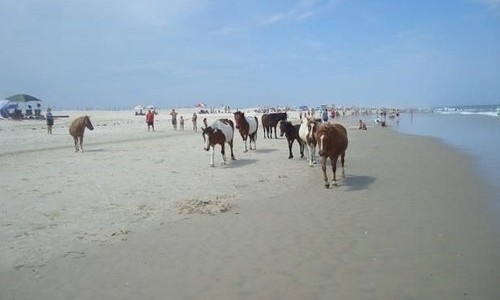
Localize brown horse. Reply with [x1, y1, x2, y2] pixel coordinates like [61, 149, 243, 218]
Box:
[69, 115, 94, 152]
[262, 112, 287, 138]
[315, 123, 348, 188]
[202, 118, 236, 167]
[233, 111, 258, 152]
[279, 121, 304, 159]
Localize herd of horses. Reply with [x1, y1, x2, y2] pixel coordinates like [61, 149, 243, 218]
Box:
[68, 112, 348, 188]
[202, 112, 348, 189]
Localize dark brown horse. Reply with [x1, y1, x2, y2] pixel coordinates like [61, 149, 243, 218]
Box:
[69, 115, 94, 152]
[202, 118, 236, 167]
[262, 112, 287, 138]
[315, 123, 348, 188]
[233, 111, 258, 152]
[279, 121, 304, 159]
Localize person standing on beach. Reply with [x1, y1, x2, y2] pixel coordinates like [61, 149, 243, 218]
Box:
[192, 112, 198, 131]
[146, 109, 155, 131]
[170, 109, 178, 131]
[46, 108, 54, 134]
[179, 116, 185, 131]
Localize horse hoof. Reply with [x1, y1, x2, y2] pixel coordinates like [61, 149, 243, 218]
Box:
[288, 156, 293, 159]
[210, 164, 215, 167]
[325, 183, 330, 189]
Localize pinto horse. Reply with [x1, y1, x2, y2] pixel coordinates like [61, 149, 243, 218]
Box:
[298, 117, 319, 166]
[233, 111, 258, 152]
[279, 120, 304, 159]
[69, 115, 94, 152]
[262, 112, 287, 139]
[315, 123, 348, 188]
[202, 118, 236, 167]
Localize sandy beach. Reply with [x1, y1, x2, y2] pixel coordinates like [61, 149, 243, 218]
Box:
[1, 109, 499, 299]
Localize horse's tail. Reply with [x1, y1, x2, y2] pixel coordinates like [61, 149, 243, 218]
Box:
[254, 116, 259, 139]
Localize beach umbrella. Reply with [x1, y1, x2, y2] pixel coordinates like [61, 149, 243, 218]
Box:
[6, 94, 43, 103]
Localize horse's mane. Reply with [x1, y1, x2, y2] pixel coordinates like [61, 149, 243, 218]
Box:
[71, 116, 89, 126]
[279, 120, 292, 128]
[69, 115, 90, 136]
[316, 123, 336, 135]
[317, 123, 347, 137]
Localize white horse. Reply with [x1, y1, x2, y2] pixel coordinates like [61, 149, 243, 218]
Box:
[202, 118, 236, 167]
[299, 117, 318, 166]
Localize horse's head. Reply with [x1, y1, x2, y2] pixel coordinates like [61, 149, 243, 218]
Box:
[233, 111, 244, 129]
[85, 116, 94, 130]
[316, 130, 326, 156]
[306, 118, 317, 142]
[202, 126, 218, 151]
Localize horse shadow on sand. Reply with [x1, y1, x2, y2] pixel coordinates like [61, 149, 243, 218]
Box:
[342, 175, 375, 191]
[82, 148, 106, 153]
[224, 158, 258, 168]
[253, 148, 276, 154]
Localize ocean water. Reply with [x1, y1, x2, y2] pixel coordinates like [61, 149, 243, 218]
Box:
[394, 107, 500, 211]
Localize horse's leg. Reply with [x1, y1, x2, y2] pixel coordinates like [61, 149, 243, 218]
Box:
[299, 139, 304, 158]
[221, 143, 227, 165]
[263, 127, 267, 139]
[322, 156, 329, 188]
[229, 140, 236, 160]
[73, 136, 79, 152]
[341, 151, 346, 178]
[331, 156, 338, 186]
[79, 135, 84, 152]
[209, 145, 215, 167]
[307, 144, 314, 166]
[312, 144, 317, 164]
[251, 133, 256, 150]
[274, 126, 278, 139]
[288, 139, 293, 159]
[241, 132, 248, 152]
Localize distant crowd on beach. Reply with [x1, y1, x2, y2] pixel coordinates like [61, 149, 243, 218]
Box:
[141, 105, 403, 133]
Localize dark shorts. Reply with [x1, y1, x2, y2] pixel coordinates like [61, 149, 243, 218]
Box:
[172, 119, 177, 125]
[147, 121, 154, 126]
[47, 119, 54, 126]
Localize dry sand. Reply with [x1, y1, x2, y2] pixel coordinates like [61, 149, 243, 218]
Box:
[0, 109, 499, 299]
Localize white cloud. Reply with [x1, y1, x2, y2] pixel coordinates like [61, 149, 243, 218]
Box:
[474, 0, 500, 11]
[262, 0, 344, 25]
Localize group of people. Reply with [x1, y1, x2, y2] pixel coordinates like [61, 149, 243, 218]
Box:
[145, 108, 198, 132]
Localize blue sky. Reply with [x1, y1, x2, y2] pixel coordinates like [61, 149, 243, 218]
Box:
[1, 0, 499, 109]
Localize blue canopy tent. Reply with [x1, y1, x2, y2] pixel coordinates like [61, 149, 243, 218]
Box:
[0, 100, 19, 119]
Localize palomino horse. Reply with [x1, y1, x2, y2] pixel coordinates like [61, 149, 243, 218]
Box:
[262, 112, 287, 139]
[298, 117, 319, 166]
[233, 111, 258, 152]
[315, 123, 348, 188]
[278, 120, 304, 159]
[69, 115, 94, 152]
[202, 118, 236, 167]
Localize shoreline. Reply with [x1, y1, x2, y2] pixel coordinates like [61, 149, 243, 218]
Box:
[1, 110, 499, 299]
